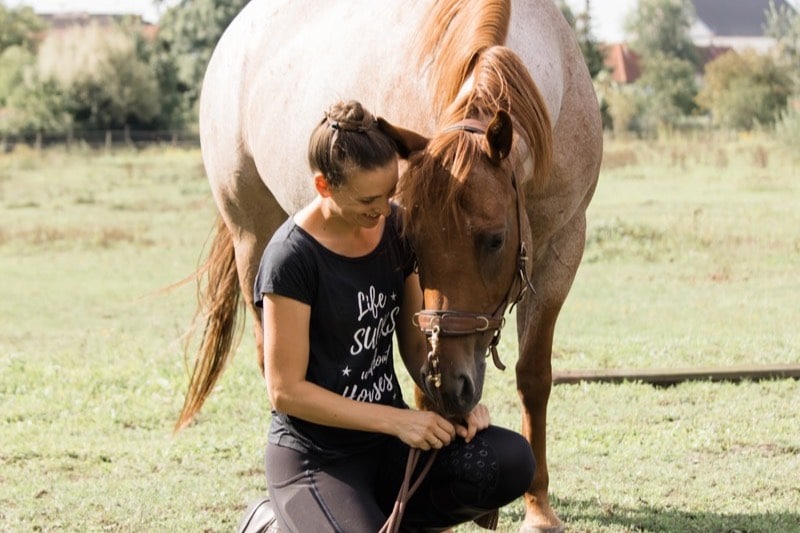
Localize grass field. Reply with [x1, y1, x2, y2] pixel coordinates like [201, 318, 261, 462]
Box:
[1, 137, 798, 532]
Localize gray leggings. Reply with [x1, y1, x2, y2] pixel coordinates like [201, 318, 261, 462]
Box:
[265, 425, 535, 532]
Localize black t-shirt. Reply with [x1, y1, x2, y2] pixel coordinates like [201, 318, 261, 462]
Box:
[254, 205, 415, 457]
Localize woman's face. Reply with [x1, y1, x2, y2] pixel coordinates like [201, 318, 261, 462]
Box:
[329, 160, 398, 228]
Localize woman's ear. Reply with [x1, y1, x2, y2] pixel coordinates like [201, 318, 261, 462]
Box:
[376, 117, 429, 159]
[314, 172, 333, 197]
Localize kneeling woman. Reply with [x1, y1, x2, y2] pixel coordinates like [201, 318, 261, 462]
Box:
[254, 100, 535, 532]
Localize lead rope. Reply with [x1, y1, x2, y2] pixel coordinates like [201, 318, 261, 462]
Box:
[379, 448, 439, 533]
[380, 325, 445, 533]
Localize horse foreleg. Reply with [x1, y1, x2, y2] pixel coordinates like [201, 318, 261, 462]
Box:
[516, 302, 562, 533]
[515, 213, 588, 533]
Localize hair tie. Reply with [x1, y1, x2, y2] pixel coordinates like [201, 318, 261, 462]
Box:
[324, 113, 375, 133]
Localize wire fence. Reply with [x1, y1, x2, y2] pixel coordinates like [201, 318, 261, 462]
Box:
[1, 128, 201, 152]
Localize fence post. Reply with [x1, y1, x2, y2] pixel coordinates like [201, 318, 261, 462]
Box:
[35, 131, 42, 152]
[66, 126, 73, 153]
[105, 130, 112, 153]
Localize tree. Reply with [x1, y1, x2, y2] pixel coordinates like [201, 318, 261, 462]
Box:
[0, 45, 32, 106]
[625, 0, 697, 66]
[142, 31, 186, 130]
[765, 0, 800, 93]
[36, 23, 160, 130]
[2, 72, 69, 136]
[605, 82, 643, 136]
[0, 3, 46, 53]
[558, 0, 606, 79]
[621, 0, 699, 135]
[0, 42, 73, 136]
[696, 50, 792, 130]
[154, 0, 249, 124]
[635, 52, 697, 131]
[0, 45, 69, 135]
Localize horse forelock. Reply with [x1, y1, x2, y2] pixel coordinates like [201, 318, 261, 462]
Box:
[398, 133, 483, 240]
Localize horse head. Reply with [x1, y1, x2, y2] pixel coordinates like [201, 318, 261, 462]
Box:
[380, 109, 534, 417]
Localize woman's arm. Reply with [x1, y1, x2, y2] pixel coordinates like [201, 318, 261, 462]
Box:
[262, 292, 455, 450]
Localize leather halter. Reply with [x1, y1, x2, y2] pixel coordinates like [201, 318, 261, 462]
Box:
[412, 119, 535, 389]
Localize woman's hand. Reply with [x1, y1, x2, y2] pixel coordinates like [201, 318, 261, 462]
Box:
[395, 409, 456, 451]
[453, 403, 491, 443]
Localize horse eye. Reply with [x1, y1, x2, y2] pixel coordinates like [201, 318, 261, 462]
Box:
[486, 233, 505, 252]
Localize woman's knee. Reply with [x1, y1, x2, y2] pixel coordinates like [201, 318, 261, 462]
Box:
[485, 427, 535, 503]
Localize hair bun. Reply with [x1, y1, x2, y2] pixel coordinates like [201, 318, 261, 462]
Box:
[325, 100, 375, 132]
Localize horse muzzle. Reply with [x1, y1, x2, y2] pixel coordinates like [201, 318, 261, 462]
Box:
[413, 310, 505, 416]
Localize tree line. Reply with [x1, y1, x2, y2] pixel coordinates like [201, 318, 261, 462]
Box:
[0, 0, 248, 138]
[1, 0, 799, 142]
[561, 0, 800, 139]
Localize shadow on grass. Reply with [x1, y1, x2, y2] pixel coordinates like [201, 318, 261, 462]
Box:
[554, 496, 800, 532]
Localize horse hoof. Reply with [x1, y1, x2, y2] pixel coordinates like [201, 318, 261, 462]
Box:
[519, 522, 565, 533]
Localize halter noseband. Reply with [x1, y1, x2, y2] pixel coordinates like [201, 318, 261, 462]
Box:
[412, 119, 536, 389]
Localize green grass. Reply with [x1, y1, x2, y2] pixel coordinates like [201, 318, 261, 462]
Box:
[555, 136, 800, 371]
[1, 138, 798, 532]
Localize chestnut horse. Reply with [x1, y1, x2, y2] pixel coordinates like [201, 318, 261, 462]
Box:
[176, 1, 602, 531]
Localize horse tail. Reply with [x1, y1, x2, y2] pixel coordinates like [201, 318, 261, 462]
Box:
[174, 216, 244, 432]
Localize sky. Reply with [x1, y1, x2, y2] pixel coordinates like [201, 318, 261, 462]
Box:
[4, 0, 175, 23]
[6, 0, 800, 43]
[6, 0, 638, 41]
[564, 0, 637, 42]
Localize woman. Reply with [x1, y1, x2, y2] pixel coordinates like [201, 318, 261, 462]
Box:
[250, 100, 535, 532]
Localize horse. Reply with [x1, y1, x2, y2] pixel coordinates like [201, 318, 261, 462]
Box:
[176, 1, 602, 531]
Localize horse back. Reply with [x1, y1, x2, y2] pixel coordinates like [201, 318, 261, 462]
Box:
[201, 0, 600, 218]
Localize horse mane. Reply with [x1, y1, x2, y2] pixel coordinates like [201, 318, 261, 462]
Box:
[402, 1, 553, 235]
[417, 0, 510, 116]
[441, 46, 553, 189]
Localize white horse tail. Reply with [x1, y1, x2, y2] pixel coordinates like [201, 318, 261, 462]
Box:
[175, 216, 244, 431]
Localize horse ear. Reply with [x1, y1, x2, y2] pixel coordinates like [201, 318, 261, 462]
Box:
[486, 110, 513, 163]
[376, 117, 429, 159]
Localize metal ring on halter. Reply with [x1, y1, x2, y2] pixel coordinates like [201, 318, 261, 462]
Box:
[426, 325, 442, 389]
[474, 316, 490, 332]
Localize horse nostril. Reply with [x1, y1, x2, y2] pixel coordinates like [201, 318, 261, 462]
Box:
[457, 373, 475, 403]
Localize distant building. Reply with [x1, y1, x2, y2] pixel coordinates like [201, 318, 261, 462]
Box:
[37, 12, 158, 41]
[602, 0, 795, 84]
[602, 43, 641, 85]
[690, 0, 794, 53]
